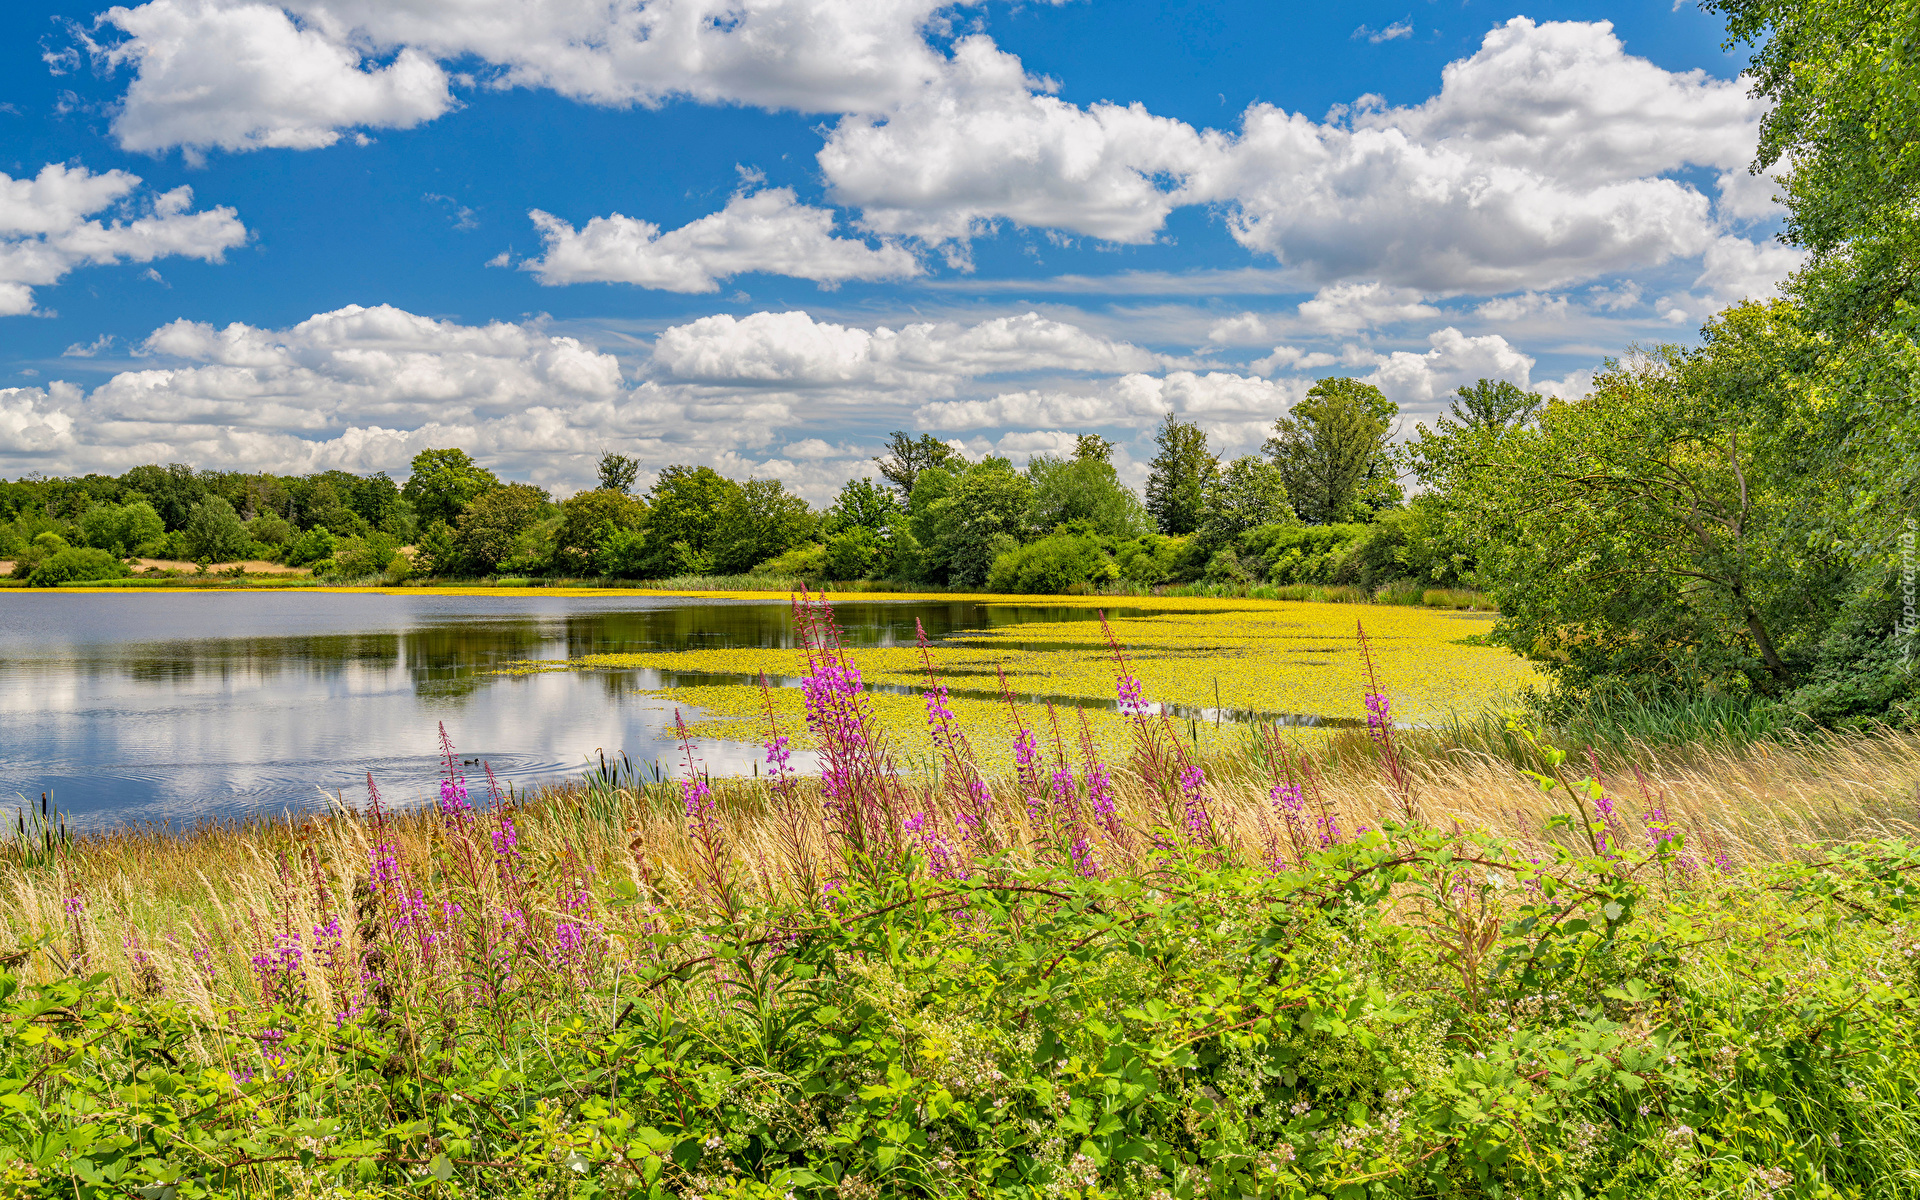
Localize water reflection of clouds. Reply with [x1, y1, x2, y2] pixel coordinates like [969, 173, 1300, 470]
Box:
[0, 593, 1019, 830]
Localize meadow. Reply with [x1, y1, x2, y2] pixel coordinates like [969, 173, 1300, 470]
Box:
[4, 592, 1920, 1199]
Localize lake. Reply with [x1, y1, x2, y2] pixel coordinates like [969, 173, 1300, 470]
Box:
[0, 591, 1152, 830]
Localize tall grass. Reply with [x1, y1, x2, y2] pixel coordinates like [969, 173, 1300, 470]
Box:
[4, 594, 1919, 1198]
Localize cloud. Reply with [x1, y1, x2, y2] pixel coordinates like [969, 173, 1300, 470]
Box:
[1693, 234, 1808, 307]
[90, 0, 963, 153]
[0, 162, 248, 315]
[1353, 20, 1412, 43]
[913, 380, 1169, 430]
[819, 36, 1219, 244]
[520, 189, 920, 292]
[1250, 345, 1339, 375]
[1474, 291, 1571, 321]
[4, 300, 1177, 500]
[1297, 281, 1439, 332]
[98, 0, 454, 154]
[1205, 19, 1761, 292]
[1357, 327, 1535, 411]
[1206, 312, 1275, 344]
[649, 309, 1161, 389]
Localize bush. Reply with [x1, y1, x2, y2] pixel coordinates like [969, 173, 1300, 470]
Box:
[1114, 533, 1186, 585]
[7, 531, 71, 578]
[987, 531, 1117, 593]
[24, 546, 133, 586]
[823, 526, 880, 580]
[284, 525, 337, 568]
[78, 500, 165, 556]
[1252, 522, 1370, 584]
[330, 532, 399, 578]
[596, 526, 650, 578]
[750, 541, 826, 580]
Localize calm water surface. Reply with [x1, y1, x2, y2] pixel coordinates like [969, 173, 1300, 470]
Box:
[0, 593, 1143, 830]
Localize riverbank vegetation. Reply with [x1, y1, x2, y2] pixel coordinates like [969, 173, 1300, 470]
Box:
[6, 594, 1920, 1198]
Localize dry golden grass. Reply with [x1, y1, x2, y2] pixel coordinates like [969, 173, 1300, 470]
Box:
[7, 721, 1918, 1007]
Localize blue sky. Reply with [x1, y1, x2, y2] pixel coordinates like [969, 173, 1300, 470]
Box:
[0, 0, 1794, 499]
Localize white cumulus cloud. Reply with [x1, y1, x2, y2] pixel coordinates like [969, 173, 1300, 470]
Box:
[818, 36, 1219, 243]
[0, 162, 248, 315]
[89, 0, 964, 154]
[520, 189, 920, 292]
[1297, 281, 1440, 333]
[649, 309, 1161, 390]
[98, 0, 454, 154]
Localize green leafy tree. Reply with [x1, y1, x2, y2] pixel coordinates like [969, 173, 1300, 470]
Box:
[1144, 415, 1217, 535]
[822, 477, 900, 535]
[25, 546, 131, 587]
[452, 483, 551, 576]
[1445, 378, 1542, 431]
[119, 464, 206, 531]
[1431, 317, 1855, 700]
[712, 479, 816, 574]
[553, 489, 649, 575]
[986, 529, 1117, 593]
[1026, 454, 1150, 538]
[1073, 434, 1115, 463]
[300, 478, 368, 538]
[78, 501, 165, 557]
[920, 460, 1034, 585]
[642, 466, 745, 576]
[402, 449, 500, 528]
[1199, 456, 1293, 547]
[823, 526, 881, 580]
[596, 452, 640, 494]
[1264, 378, 1400, 524]
[183, 496, 250, 562]
[872, 432, 963, 498]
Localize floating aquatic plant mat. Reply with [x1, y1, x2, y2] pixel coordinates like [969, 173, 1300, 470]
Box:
[494, 593, 1540, 770]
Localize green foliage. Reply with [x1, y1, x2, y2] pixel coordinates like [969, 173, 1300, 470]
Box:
[22, 546, 132, 586]
[1027, 454, 1151, 539]
[119, 463, 207, 531]
[554, 489, 650, 575]
[987, 529, 1118, 593]
[77, 501, 164, 557]
[753, 541, 829, 581]
[329, 532, 401, 579]
[916, 460, 1034, 585]
[284, 525, 338, 569]
[1445, 378, 1541, 432]
[402, 448, 501, 527]
[873, 431, 964, 498]
[1265, 378, 1401, 525]
[453, 483, 553, 576]
[713, 479, 817, 574]
[823, 527, 881, 580]
[597, 451, 640, 495]
[596, 527, 651, 579]
[822, 477, 900, 537]
[7, 808, 1920, 1197]
[1114, 533, 1187, 585]
[243, 512, 296, 551]
[182, 496, 250, 562]
[1200, 456, 1293, 549]
[642, 466, 744, 577]
[1144, 415, 1217, 536]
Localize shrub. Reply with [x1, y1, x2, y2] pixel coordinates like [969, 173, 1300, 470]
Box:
[987, 531, 1117, 593]
[823, 526, 880, 579]
[596, 526, 650, 578]
[284, 525, 337, 568]
[24, 546, 132, 586]
[750, 541, 826, 580]
[452, 483, 550, 575]
[330, 532, 399, 578]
